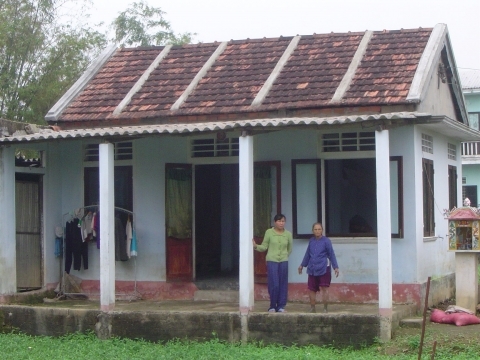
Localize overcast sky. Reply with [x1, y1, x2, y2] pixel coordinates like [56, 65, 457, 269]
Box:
[88, 0, 479, 70]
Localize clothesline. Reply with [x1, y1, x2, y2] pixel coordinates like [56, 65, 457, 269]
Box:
[58, 205, 140, 301]
[62, 205, 134, 219]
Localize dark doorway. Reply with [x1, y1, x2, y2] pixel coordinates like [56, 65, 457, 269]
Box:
[15, 173, 43, 291]
[195, 164, 239, 281]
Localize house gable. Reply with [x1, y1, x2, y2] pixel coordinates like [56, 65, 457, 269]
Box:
[411, 24, 468, 123]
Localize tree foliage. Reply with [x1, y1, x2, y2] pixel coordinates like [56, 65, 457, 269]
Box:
[0, 0, 107, 123]
[0, 0, 193, 124]
[112, 0, 194, 47]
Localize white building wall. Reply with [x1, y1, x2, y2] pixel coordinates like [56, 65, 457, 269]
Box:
[37, 124, 459, 289]
[389, 126, 418, 284]
[417, 59, 458, 121]
[255, 129, 318, 284]
[43, 142, 62, 286]
[415, 125, 457, 283]
[255, 129, 386, 285]
[132, 136, 189, 281]
[43, 136, 191, 284]
[14, 142, 61, 288]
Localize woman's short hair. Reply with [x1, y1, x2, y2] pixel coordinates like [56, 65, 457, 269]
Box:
[312, 222, 323, 230]
[273, 214, 286, 222]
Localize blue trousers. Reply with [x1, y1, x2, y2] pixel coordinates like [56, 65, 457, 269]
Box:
[267, 261, 288, 311]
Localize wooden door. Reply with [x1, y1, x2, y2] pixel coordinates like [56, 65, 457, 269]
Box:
[254, 161, 281, 283]
[165, 164, 193, 281]
[16, 175, 42, 290]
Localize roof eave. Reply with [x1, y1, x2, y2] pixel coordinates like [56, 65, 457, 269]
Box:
[1, 112, 430, 145]
[419, 115, 480, 141]
[406, 24, 447, 103]
[45, 43, 119, 123]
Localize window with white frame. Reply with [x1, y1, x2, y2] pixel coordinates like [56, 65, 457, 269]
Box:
[84, 141, 133, 162]
[468, 112, 480, 131]
[322, 132, 375, 152]
[447, 143, 456, 160]
[191, 137, 239, 158]
[84, 142, 133, 217]
[422, 158, 435, 237]
[292, 156, 404, 238]
[421, 134, 433, 154]
[448, 165, 457, 210]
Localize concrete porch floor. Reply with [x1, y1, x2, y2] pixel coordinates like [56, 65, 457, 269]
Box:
[36, 298, 415, 316]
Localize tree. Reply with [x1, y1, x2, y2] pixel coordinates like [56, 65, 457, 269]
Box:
[112, 0, 194, 47]
[0, 0, 107, 123]
[0, 0, 194, 124]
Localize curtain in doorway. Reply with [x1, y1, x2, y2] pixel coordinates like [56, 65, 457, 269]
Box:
[166, 167, 192, 239]
[254, 165, 272, 237]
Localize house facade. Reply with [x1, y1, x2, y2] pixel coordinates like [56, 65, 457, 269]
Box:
[1, 24, 479, 324]
[460, 69, 480, 205]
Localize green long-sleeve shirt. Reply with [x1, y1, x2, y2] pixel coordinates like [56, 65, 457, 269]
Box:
[255, 228, 293, 262]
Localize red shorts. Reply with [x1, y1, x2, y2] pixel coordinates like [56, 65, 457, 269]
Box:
[307, 266, 331, 292]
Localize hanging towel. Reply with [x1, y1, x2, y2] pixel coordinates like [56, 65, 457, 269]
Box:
[130, 228, 138, 257]
[54, 226, 63, 257]
[126, 218, 132, 258]
[55, 237, 63, 257]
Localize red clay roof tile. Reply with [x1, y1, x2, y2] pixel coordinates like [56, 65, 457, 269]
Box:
[56, 28, 433, 125]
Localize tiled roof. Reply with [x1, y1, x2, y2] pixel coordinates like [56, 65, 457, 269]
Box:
[448, 207, 480, 220]
[61, 48, 164, 121]
[344, 29, 431, 104]
[261, 34, 363, 108]
[52, 27, 434, 125]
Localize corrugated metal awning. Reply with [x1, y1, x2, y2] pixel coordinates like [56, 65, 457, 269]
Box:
[2, 112, 479, 144]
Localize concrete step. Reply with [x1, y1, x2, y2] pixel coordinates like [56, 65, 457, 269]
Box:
[194, 290, 239, 302]
[400, 317, 424, 328]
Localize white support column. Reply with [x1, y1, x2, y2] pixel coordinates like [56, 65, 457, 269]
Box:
[239, 132, 254, 313]
[0, 146, 16, 296]
[455, 253, 478, 313]
[375, 129, 393, 341]
[99, 142, 115, 311]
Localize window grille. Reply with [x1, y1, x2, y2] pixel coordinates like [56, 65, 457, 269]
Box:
[191, 137, 239, 158]
[84, 142, 133, 162]
[447, 143, 456, 160]
[321, 132, 375, 152]
[421, 134, 433, 154]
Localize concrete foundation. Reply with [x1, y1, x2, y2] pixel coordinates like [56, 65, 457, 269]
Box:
[0, 300, 417, 348]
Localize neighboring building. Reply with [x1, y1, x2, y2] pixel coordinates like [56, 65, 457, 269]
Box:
[460, 69, 480, 206]
[1, 24, 479, 327]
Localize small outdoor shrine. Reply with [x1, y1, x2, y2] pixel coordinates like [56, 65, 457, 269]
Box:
[445, 198, 480, 312]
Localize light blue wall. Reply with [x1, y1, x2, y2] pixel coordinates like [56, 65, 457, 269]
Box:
[465, 93, 480, 113]
[38, 124, 458, 288]
[463, 164, 480, 189]
[132, 136, 189, 281]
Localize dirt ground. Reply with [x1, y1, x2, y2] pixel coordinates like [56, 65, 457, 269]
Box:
[381, 299, 480, 356]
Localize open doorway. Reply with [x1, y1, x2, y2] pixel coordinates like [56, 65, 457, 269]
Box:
[15, 173, 43, 291]
[195, 164, 239, 283]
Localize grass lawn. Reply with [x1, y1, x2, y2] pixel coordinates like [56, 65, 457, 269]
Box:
[1, 327, 479, 360]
